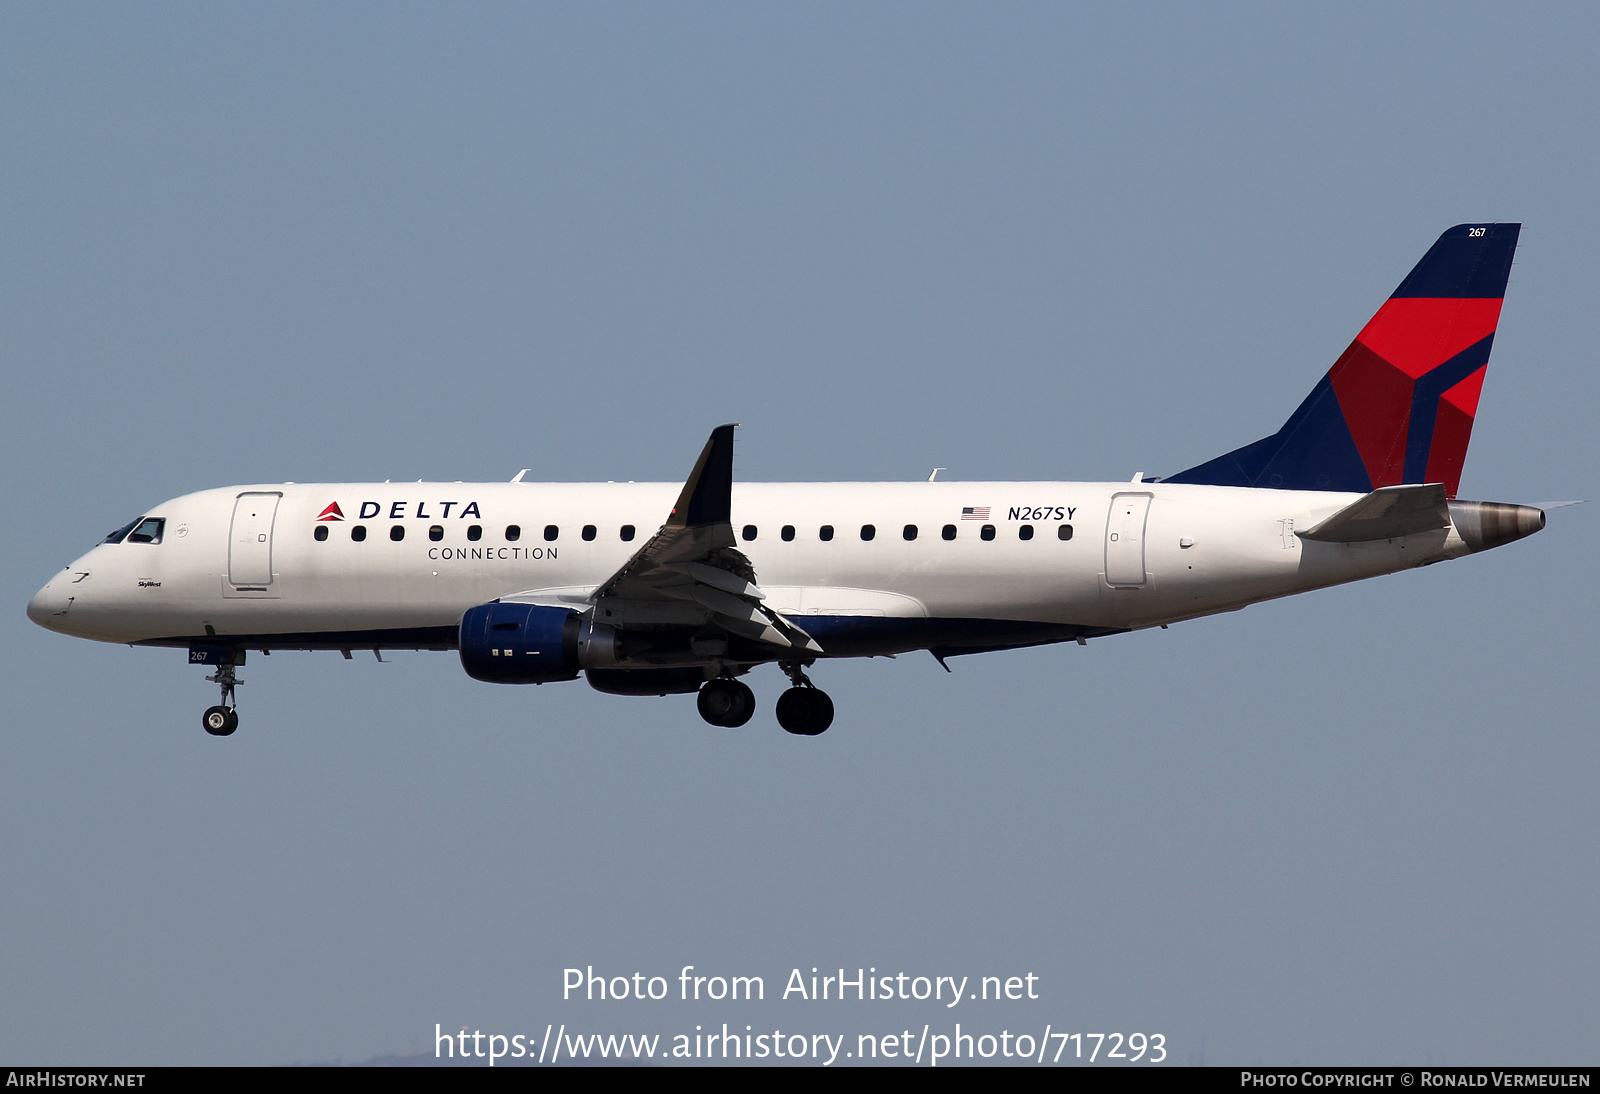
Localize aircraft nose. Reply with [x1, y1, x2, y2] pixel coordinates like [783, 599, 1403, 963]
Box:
[27, 576, 73, 628]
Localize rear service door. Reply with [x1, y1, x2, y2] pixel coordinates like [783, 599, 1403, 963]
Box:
[1105, 493, 1152, 587]
[228, 492, 282, 587]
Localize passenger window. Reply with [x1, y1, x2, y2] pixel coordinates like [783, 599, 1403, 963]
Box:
[467, 525, 482, 541]
[860, 524, 876, 541]
[544, 524, 559, 541]
[942, 524, 956, 541]
[390, 525, 405, 542]
[505, 525, 521, 542]
[903, 524, 917, 541]
[980, 524, 996, 541]
[1019, 524, 1034, 540]
[620, 524, 636, 542]
[104, 518, 141, 544]
[126, 518, 165, 544]
[819, 525, 834, 542]
[429, 525, 444, 542]
[781, 525, 795, 542]
[1058, 524, 1074, 541]
[582, 525, 596, 541]
[314, 525, 329, 542]
[351, 525, 367, 542]
[742, 525, 757, 542]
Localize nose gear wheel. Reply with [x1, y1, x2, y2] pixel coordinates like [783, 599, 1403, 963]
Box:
[202, 661, 241, 736]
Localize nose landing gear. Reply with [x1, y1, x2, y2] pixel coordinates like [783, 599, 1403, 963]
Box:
[203, 703, 238, 736]
[194, 649, 242, 736]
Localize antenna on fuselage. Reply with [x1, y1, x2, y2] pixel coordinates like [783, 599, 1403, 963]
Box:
[928, 468, 945, 482]
[511, 469, 529, 483]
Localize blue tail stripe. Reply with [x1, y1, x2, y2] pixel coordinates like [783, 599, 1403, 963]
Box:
[1399, 334, 1495, 484]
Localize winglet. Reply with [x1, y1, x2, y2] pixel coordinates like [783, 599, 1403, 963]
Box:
[668, 424, 737, 528]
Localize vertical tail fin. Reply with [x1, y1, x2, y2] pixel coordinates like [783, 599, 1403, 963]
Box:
[1167, 223, 1520, 496]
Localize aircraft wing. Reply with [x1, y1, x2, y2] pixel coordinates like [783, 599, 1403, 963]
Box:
[589, 425, 823, 652]
[1297, 483, 1451, 543]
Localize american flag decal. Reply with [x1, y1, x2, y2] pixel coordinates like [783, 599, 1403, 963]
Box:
[961, 506, 990, 520]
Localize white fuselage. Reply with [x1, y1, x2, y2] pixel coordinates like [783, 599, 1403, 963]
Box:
[28, 480, 1474, 654]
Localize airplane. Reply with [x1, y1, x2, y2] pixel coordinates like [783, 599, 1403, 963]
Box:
[27, 223, 1547, 738]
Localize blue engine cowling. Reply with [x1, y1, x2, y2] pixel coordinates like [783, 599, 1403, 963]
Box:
[459, 601, 582, 684]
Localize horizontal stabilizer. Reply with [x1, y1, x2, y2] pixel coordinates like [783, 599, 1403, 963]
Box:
[1298, 483, 1450, 543]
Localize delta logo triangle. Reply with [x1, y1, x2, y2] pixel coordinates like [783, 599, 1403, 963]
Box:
[316, 502, 345, 522]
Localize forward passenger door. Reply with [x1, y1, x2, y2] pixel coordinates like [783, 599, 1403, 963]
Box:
[228, 492, 281, 589]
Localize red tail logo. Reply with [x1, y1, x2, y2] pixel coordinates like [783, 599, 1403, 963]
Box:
[316, 502, 345, 522]
[1166, 224, 1519, 497]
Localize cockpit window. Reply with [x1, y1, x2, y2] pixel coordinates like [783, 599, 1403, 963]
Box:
[104, 518, 142, 544]
[125, 518, 165, 545]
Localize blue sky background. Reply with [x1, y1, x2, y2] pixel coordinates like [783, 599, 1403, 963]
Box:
[2, 3, 1596, 1065]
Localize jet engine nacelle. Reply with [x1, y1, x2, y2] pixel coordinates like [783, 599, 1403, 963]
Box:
[458, 601, 619, 684]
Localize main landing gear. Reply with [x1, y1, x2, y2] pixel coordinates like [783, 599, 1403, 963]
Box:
[775, 661, 833, 736]
[202, 662, 240, 736]
[775, 685, 833, 736]
[697, 678, 755, 727]
[696, 664, 834, 735]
